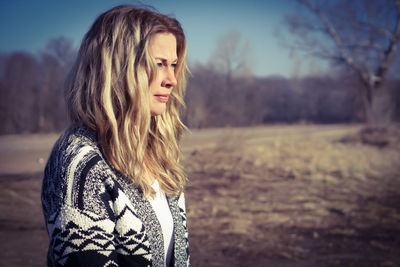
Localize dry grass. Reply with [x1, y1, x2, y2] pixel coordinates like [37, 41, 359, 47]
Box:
[183, 125, 400, 266]
[0, 124, 399, 266]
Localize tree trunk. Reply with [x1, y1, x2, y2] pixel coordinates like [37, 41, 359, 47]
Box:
[365, 86, 394, 126]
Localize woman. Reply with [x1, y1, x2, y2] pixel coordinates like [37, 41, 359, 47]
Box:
[41, 5, 190, 267]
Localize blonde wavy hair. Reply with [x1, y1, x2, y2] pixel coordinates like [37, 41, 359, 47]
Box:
[65, 5, 188, 197]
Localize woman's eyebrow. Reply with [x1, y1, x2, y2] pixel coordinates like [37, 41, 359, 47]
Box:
[154, 57, 178, 63]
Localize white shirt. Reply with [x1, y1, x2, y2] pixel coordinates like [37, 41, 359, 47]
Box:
[148, 179, 174, 266]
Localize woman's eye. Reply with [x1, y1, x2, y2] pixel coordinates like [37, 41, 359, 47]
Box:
[171, 63, 177, 69]
[157, 62, 163, 67]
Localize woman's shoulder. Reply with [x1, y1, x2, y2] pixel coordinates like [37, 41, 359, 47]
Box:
[42, 125, 117, 217]
[44, 125, 103, 179]
[51, 125, 101, 161]
[58, 124, 99, 155]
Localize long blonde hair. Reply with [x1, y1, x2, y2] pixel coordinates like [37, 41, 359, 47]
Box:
[65, 5, 188, 197]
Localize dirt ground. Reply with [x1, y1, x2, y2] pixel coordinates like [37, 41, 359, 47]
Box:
[0, 124, 399, 267]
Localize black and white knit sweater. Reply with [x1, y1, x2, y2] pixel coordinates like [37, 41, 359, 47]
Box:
[41, 125, 190, 267]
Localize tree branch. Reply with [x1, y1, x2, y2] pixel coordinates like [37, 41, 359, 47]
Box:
[374, 0, 400, 86]
[300, 0, 372, 100]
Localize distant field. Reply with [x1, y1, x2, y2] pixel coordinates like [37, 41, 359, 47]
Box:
[0, 124, 399, 266]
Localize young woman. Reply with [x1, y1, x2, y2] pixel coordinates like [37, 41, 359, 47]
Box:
[41, 6, 190, 267]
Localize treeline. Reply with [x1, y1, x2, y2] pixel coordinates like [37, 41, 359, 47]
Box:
[0, 37, 75, 134]
[1, 40, 399, 135]
[184, 64, 400, 128]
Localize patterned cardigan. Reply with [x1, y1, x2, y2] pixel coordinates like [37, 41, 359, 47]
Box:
[41, 126, 190, 267]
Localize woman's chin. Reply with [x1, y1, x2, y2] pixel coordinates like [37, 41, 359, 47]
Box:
[150, 109, 166, 117]
[150, 103, 167, 116]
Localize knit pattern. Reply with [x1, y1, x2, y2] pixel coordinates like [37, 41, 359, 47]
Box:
[41, 126, 190, 267]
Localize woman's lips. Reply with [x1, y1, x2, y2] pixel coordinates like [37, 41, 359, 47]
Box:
[154, 94, 169, 103]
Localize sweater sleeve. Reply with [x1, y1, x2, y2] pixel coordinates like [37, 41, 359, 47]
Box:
[42, 145, 152, 267]
[46, 203, 118, 267]
[43, 149, 120, 267]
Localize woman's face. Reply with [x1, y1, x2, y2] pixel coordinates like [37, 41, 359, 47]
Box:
[148, 32, 178, 116]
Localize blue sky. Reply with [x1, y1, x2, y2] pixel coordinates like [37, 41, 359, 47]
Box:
[0, 0, 322, 77]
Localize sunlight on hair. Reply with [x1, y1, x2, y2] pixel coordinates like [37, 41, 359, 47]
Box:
[65, 6, 189, 197]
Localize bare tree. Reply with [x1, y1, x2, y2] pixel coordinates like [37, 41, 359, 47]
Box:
[44, 36, 75, 67]
[195, 30, 253, 126]
[0, 37, 75, 134]
[286, 0, 400, 125]
[38, 37, 75, 131]
[0, 52, 40, 133]
[209, 30, 252, 86]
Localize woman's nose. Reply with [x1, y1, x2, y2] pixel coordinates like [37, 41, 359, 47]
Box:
[163, 67, 177, 88]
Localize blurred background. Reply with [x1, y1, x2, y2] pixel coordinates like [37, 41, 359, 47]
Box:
[1, 0, 399, 132]
[0, 0, 400, 266]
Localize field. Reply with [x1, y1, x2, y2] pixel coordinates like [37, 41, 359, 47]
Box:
[0, 124, 399, 266]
